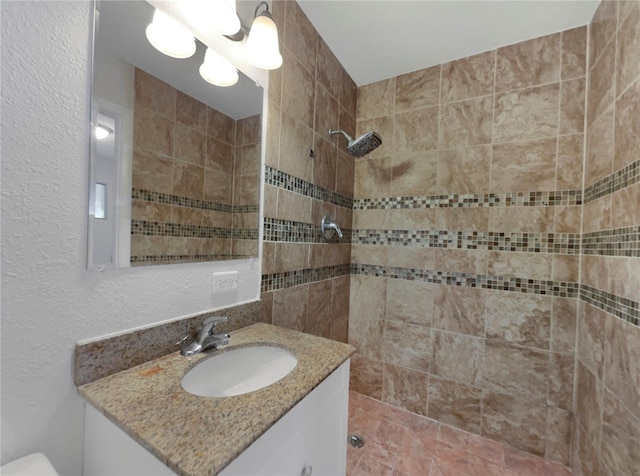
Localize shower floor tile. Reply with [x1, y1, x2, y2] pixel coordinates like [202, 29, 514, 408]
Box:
[347, 391, 571, 476]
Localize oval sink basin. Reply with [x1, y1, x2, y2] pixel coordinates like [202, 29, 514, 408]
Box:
[181, 345, 297, 397]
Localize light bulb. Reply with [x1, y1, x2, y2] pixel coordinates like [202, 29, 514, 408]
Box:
[145, 8, 196, 59]
[199, 48, 239, 87]
[245, 14, 282, 70]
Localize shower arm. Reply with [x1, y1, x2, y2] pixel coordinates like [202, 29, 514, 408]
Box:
[328, 129, 354, 143]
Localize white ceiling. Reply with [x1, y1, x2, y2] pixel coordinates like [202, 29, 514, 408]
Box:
[298, 0, 599, 86]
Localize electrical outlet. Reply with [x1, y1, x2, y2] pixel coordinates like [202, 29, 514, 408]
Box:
[212, 271, 238, 293]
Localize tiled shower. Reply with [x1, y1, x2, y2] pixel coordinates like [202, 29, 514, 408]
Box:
[260, 0, 639, 474]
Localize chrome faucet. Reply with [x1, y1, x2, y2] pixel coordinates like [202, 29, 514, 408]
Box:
[180, 316, 230, 356]
[321, 214, 343, 239]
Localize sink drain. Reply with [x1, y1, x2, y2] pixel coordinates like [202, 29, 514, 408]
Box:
[348, 434, 365, 448]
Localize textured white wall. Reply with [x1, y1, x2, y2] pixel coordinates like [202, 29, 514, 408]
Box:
[0, 2, 261, 473]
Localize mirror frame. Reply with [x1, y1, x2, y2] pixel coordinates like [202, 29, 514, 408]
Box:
[87, 0, 269, 271]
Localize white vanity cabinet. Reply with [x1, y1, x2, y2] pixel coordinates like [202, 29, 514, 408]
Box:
[83, 360, 350, 476]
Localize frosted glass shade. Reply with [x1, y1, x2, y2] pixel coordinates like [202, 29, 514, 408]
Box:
[183, 0, 240, 35]
[199, 48, 239, 87]
[145, 9, 196, 59]
[245, 14, 283, 70]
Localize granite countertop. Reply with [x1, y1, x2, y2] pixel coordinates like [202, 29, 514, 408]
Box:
[78, 323, 355, 476]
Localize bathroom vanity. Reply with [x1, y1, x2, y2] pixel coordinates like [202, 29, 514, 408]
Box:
[78, 324, 354, 476]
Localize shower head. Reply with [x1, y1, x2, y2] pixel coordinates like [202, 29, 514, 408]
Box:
[328, 129, 382, 157]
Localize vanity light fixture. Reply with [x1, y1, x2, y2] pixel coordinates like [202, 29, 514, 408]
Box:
[184, 0, 241, 36]
[199, 48, 239, 87]
[94, 125, 113, 140]
[244, 1, 283, 70]
[145, 8, 196, 59]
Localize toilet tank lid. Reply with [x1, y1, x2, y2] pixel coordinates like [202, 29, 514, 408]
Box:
[1, 453, 59, 476]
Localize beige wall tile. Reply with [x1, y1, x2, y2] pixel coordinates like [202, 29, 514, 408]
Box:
[172, 161, 203, 200]
[279, 113, 313, 182]
[389, 208, 436, 230]
[615, 1, 640, 95]
[435, 249, 488, 275]
[306, 280, 333, 339]
[386, 279, 433, 327]
[356, 115, 394, 159]
[484, 291, 552, 350]
[493, 83, 559, 143]
[545, 407, 572, 465]
[577, 301, 606, 379]
[134, 68, 175, 119]
[265, 101, 281, 168]
[310, 243, 350, 268]
[174, 123, 205, 166]
[354, 156, 391, 199]
[589, 0, 618, 68]
[336, 150, 355, 198]
[175, 91, 206, 133]
[611, 182, 640, 228]
[428, 376, 483, 434]
[601, 388, 640, 475]
[314, 82, 339, 140]
[134, 106, 173, 156]
[575, 360, 604, 451]
[441, 50, 495, 103]
[390, 151, 438, 196]
[587, 38, 616, 126]
[340, 68, 358, 120]
[482, 391, 547, 456]
[383, 320, 432, 372]
[437, 145, 491, 194]
[274, 243, 308, 273]
[382, 363, 429, 416]
[489, 206, 555, 233]
[131, 148, 173, 194]
[273, 284, 308, 332]
[560, 78, 586, 134]
[283, 1, 317, 74]
[203, 169, 232, 205]
[312, 134, 337, 191]
[556, 134, 584, 190]
[316, 37, 342, 100]
[331, 275, 350, 320]
[131, 199, 171, 223]
[350, 244, 387, 266]
[171, 205, 202, 226]
[349, 275, 386, 360]
[491, 138, 557, 192]
[495, 33, 561, 93]
[481, 342, 549, 402]
[357, 78, 395, 120]
[614, 77, 640, 171]
[202, 210, 231, 228]
[432, 286, 485, 337]
[350, 353, 384, 399]
[207, 106, 235, 144]
[554, 204, 582, 233]
[394, 106, 439, 155]
[608, 255, 640, 303]
[276, 188, 311, 223]
[582, 195, 611, 233]
[548, 352, 575, 410]
[386, 246, 435, 270]
[552, 254, 580, 283]
[551, 297, 577, 354]
[604, 314, 640, 420]
[561, 26, 587, 80]
[281, 49, 315, 128]
[431, 330, 484, 386]
[395, 65, 440, 112]
[488, 251, 553, 280]
[205, 136, 234, 175]
[439, 96, 493, 148]
[260, 292, 274, 324]
[353, 208, 390, 230]
[436, 207, 490, 231]
[586, 106, 615, 188]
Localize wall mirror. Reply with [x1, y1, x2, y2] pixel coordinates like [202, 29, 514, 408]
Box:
[88, 0, 264, 270]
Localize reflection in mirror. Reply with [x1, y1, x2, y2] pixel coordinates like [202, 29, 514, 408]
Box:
[88, 0, 263, 269]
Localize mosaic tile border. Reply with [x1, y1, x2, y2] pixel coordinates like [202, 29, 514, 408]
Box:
[260, 264, 350, 292]
[353, 190, 582, 210]
[264, 217, 352, 243]
[583, 159, 640, 203]
[582, 226, 640, 257]
[353, 230, 581, 254]
[580, 284, 639, 327]
[131, 220, 258, 240]
[131, 254, 251, 265]
[133, 188, 259, 214]
[350, 263, 579, 297]
[265, 166, 354, 209]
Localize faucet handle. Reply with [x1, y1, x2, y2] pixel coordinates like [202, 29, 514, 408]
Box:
[202, 316, 228, 333]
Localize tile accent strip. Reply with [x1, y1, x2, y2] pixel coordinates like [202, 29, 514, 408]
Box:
[264, 217, 352, 243]
[350, 263, 579, 297]
[580, 284, 639, 327]
[353, 230, 581, 254]
[261, 264, 351, 292]
[582, 226, 640, 257]
[583, 159, 640, 203]
[131, 254, 250, 265]
[131, 220, 258, 240]
[132, 188, 259, 214]
[265, 166, 354, 209]
[353, 190, 582, 210]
